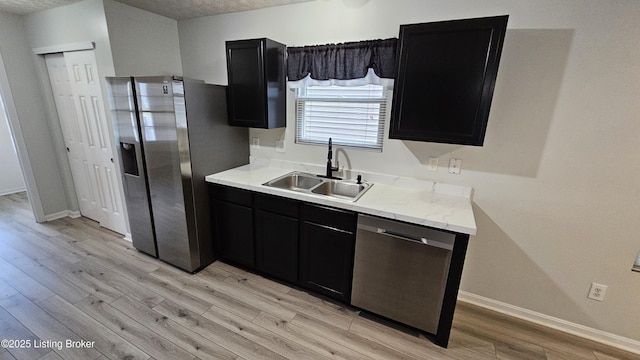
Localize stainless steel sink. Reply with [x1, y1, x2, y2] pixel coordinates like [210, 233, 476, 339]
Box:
[311, 180, 371, 201]
[263, 171, 372, 201]
[264, 171, 323, 191]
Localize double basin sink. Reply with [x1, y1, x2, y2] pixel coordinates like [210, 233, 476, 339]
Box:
[263, 171, 372, 202]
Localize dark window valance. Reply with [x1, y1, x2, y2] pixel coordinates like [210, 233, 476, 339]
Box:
[287, 38, 397, 81]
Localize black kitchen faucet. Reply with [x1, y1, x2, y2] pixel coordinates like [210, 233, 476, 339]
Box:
[319, 138, 341, 179]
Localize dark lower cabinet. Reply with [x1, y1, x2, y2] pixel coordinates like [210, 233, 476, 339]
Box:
[210, 184, 255, 268]
[299, 203, 357, 303]
[255, 194, 299, 283]
[209, 183, 467, 348]
[210, 183, 355, 300]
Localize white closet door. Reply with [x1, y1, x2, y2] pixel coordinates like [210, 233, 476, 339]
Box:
[45, 53, 100, 222]
[63, 50, 127, 235]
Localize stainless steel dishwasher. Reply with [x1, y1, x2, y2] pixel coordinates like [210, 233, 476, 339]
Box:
[351, 214, 455, 334]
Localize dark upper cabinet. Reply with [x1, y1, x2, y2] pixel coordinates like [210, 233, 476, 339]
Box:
[226, 38, 286, 128]
[389, 15, 508, 146]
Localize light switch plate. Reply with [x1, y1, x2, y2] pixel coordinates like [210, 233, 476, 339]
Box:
[427, 157, 438, 171]
[449, 158, 462, 174]
[251, 137, 260, 150]
[275, 140, 285, 153]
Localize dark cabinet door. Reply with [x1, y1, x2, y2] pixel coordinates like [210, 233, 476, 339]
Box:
[299, 204, 356, 302]
[212, 200, 254, 267]
[255, 210, 298, 283]
[226, 38, 286, 129]
[389, 16, 508, 145]
[255, 193, 299, 283]
[210, 185, 255, 268]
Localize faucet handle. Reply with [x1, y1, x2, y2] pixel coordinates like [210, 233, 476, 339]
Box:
[357, 175, 362, 184]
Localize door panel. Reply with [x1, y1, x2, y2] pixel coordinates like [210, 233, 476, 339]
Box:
[45, 53, 100, 221]
[64, 50, 128, 235]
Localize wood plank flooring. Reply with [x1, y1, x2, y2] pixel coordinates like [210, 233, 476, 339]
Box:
[0, 192, 639, 360]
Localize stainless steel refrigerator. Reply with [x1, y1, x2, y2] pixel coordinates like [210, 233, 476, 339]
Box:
[106, 76, 248, 272]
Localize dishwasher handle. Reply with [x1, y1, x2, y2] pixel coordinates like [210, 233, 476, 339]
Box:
[358, 223, 454, 251]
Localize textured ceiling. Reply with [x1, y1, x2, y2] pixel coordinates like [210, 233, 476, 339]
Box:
[0, 0, 82, 15]
[114, 0, 314, 20]
[0, 0, 314, 19]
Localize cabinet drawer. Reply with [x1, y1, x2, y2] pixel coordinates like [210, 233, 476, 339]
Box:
[255, 193, 299, 218]
[302, 203, 356, 234]
[210, 184, 252, 207]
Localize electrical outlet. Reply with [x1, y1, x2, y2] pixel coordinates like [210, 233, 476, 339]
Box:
[588, 282, 608, 301]
[427, 157, 439, 171]
[448, 158, 462, 174]
[251, 137, 260, 150]
[275, 139, 285, 153]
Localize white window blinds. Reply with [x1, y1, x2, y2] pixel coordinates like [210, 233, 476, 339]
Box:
[295, 84, 387, 151]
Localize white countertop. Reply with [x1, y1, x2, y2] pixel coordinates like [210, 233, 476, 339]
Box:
[205, 159, 477, 235]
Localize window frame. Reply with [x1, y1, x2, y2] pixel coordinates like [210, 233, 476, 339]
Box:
[294, 84, 388, 151]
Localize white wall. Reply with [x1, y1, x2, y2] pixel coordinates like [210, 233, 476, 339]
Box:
[0, 92, 25, 195]
[24, 0, 116, 75]
[22, 0, 117, 218]
[21, 0, 182, 226]
[103, 0, 182, 76]
[0, 10, 68, 218]
[178, 0, 640, 342]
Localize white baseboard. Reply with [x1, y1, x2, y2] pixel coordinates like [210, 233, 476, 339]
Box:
[457, 291, 640, 355]
[123, 233, 132, 242]
[0, 187, 26, 197]
[43, 210, 81, 222]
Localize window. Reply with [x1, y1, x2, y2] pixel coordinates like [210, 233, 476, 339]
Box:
[295, 84, 387, 151]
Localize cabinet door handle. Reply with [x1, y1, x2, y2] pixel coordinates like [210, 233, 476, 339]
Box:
[309, 222, 352, 235]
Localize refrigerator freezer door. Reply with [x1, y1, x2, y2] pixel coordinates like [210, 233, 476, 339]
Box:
[135, 77, 194, 271]
[106, 77, 157, 257]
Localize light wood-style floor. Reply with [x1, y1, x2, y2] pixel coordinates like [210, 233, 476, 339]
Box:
[0, 192, 639, 360]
